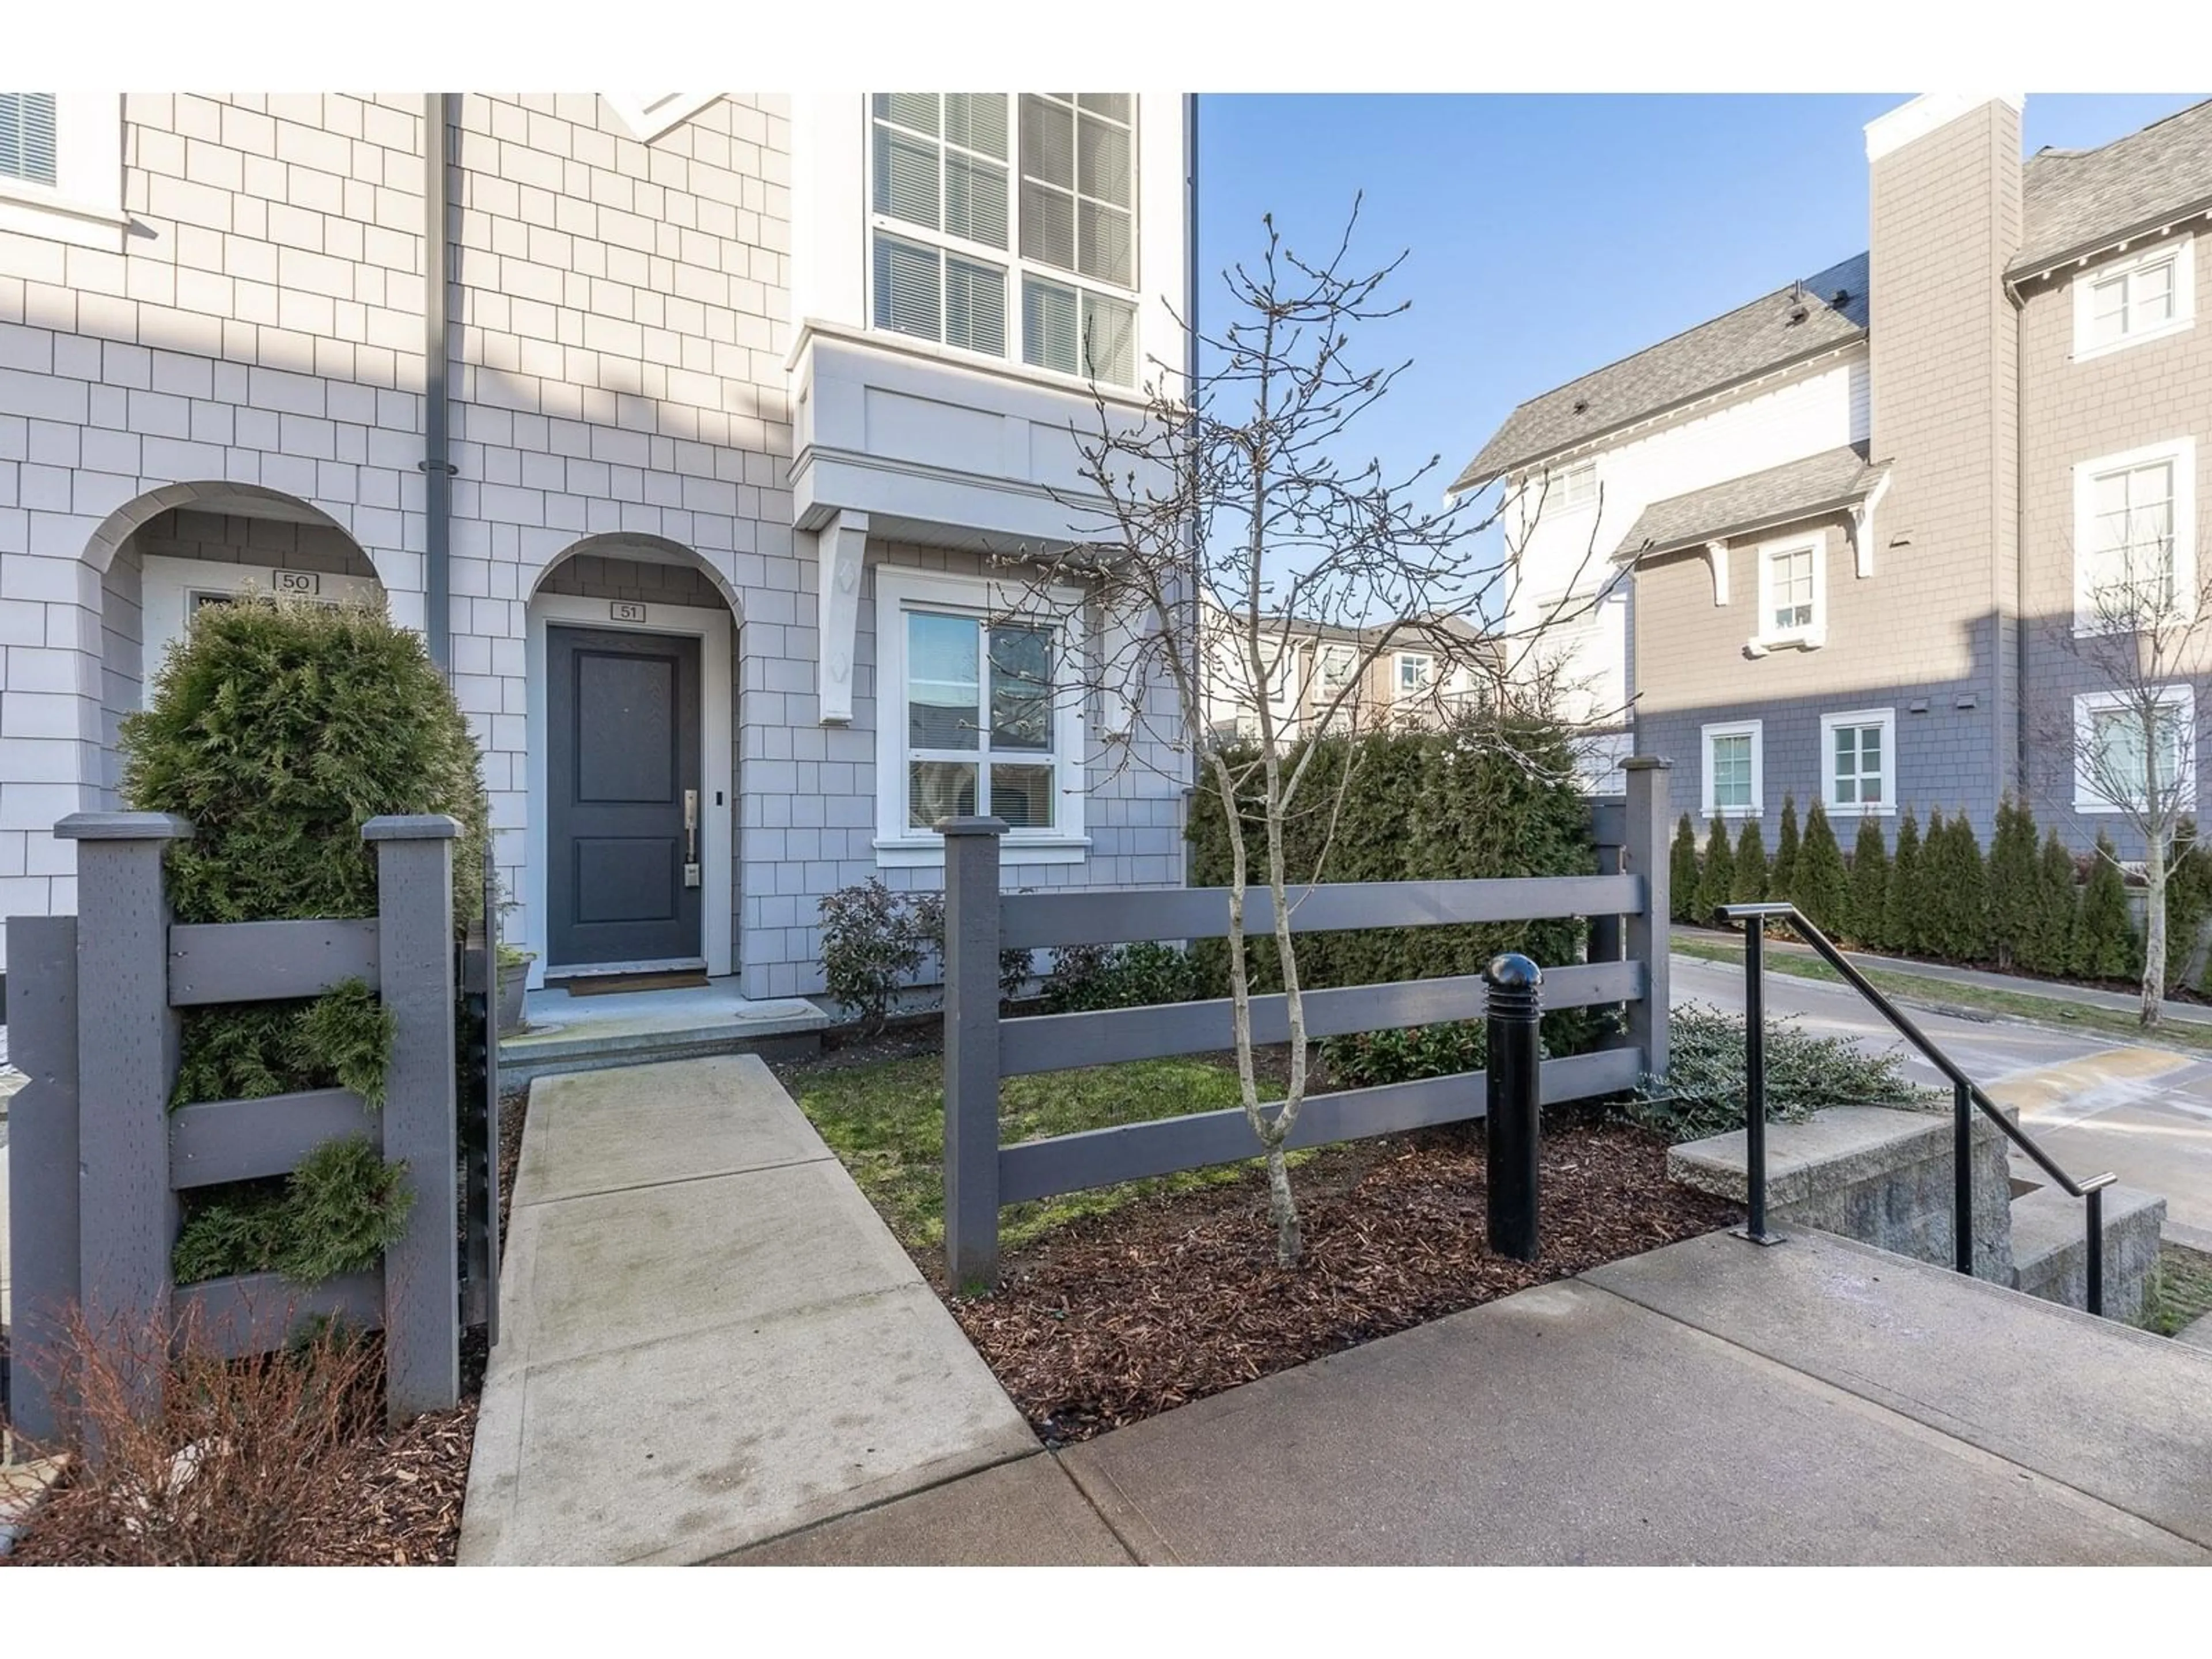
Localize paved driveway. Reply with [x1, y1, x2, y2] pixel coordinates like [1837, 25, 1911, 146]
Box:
[1672, 953, 2212, 1244]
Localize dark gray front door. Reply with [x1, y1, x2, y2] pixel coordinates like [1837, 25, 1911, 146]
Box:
[547, 626, 703, 968]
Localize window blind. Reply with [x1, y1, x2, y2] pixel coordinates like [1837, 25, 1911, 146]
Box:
[0, 93, 58, 187]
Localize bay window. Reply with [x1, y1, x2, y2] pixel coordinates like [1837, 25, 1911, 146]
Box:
[869, 93, 1139, 387]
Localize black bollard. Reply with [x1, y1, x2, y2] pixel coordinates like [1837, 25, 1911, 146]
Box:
[1485, 952, 1543, 1262]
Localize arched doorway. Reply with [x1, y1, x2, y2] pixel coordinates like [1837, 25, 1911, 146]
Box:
[520, 535, 744, 986]
[86, 483, 387, 805]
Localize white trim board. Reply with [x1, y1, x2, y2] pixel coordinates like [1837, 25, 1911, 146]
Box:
[525, 592, 736, 987]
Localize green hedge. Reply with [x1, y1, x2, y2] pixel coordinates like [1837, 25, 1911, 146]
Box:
[1187, 716, 1603, 1051]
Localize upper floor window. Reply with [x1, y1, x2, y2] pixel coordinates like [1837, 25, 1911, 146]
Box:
[2074, 438, 2196, 631]
[1751, 534, 1825, 650]
[1395, 652, 1433, 698]
[2073, 236, 2195, 361]
[0, 94, 57, 187]
[869, 93, 1138, 387]
[1547, 460, 1597, 513]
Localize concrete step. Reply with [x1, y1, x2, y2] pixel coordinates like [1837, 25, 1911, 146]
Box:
[2178, 1312, 2212, 1352]
[1584, 1228, 2212, 1552]
[2009, 1181, 2165, 1324]
[497, 980, 829, 1088]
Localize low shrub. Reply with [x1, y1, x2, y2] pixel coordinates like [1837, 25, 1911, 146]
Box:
[1670, 815, 1700, 924]
[1320, 1020, 1490, 1088]
[818, 876, 1032, 1032]
[1040, 940, 1209, 1013]
[169, 979, 395, 1111]
[16, 1302, 381, 1566]
[1622, 1003, 1933, 1143]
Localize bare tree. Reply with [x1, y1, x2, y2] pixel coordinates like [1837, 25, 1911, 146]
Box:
[999, 202, 1616, 1266]
[2038, 530, 2212, 1027]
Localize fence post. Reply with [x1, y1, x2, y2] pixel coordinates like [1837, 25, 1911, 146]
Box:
[940, 816, 1007, 1296]
[364, 814, 461, 1423]
[5, 915, 82, 1446]
[1484, 952, 1543, 1263]
[1620, 756, 1673, 1080]
[54, 812, 192, 1419]
[1587, 797, 1625, 967]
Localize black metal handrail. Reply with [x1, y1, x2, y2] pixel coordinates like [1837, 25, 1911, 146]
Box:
[1715, 902, 2118, 1317]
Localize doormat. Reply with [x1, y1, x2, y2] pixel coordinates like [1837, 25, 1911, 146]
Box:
[561, 971, 710, 997]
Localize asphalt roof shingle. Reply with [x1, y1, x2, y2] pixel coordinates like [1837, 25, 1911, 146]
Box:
[1616, 445, 1882, 562]
[2016, 99, 2212, 273]
[1449, 255, 1870, 495]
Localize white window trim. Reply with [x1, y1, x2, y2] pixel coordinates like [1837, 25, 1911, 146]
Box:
[1820, 706, 1897, 817]
[1701, 718, 1764, 819]
[863, 94, 1142, 392]
[1747, 532, 1826, 654]
[2071, 435, 2197, 635]
[1545, 459, 1599, 515]
[873, 563, 1090, 868]
[600, 94, 723, 145]
[140, 555, 385, 673]
[0, 93, 127, 252]
[1393, 650, 1434, 699]
[2073, 685, 2197, 814]
[2071, 235, 2195, 363]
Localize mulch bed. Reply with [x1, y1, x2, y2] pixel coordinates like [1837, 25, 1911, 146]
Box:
[953, 1111, 1740, 1445]
[3, 1085, 531, 1568]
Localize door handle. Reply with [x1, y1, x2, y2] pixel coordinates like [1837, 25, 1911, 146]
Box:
[683, 789, 701, 888]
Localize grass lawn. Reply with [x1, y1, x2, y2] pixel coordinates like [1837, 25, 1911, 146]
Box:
[782, 1053, 1289, 1256]
[2144, 1244, 2212, 1338]
[1672, 934, 2212, 1055]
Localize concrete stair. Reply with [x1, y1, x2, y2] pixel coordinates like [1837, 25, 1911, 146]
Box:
[2009, 1182, 2166, 1324]
[498, 980, 829, 1089]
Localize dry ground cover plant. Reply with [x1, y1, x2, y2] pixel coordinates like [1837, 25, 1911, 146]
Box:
[3, 1084, 529, 1567]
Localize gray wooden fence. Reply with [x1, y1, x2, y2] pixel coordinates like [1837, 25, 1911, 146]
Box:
[938, 756, 1673, 1290]
[5, 811, 462, 1441]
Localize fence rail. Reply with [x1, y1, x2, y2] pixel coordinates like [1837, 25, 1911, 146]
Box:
[938, 756, 1674, 1291]
[5, 810, 463, 1441]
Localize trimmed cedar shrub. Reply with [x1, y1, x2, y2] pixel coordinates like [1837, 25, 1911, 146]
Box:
[1927, 809, 1991, 964]
[1883, 808, 1924, 957]
[1846, 815, 1889, 949]
[119, 597, 487, 1287]
[2077, 831, 2137, 980]
[1771, 796, 1801, 897]
[122, 596, 489, 928]
[2026, 826, 2080, 977]
[1695, 817, 1736, 926]
[1670, 814, 1701, 925]
[1987, 794, 2041, 970]
[2161, 821, 2212, 988]
[1186, 713, 1603, 1054]
[1730, 817, 1768, 904]
[1790, 802, 1849, 935]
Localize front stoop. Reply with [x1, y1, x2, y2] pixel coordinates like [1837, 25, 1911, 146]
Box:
[2009, 1183, 2165, 1325]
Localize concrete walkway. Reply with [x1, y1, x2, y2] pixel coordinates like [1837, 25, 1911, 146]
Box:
[727, 1230, 2211, 1566]
[457, 1053, 1103, 1565]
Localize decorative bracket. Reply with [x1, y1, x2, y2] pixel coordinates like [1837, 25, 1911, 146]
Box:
[815, 509, 869, 725]
[1848, 472, 1891, 579]
[1704, 540, 1730, 606]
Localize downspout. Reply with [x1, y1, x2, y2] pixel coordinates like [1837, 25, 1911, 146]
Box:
[422, 93, 456, 672]
[1180, 93, 1202, 826]
[2005, 268, 2028, 810]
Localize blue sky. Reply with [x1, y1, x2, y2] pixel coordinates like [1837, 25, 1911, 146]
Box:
[1194, 94, 2206, 510]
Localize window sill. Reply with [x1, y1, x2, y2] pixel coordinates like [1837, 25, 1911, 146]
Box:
[1824, 801, 1897, 818]
[874, 833, 1091, 869]
[0, 181, 131, 252]
[1703, 807, 1762, 820]
[1744, 628, 1825, 658]
[2071, 317, 2194, 363]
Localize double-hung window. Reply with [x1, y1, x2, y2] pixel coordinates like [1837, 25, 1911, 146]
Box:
[1548, 460, 1597, 512]
[876, 567, 1086, 865]
[870, 93, 1139, 387]
[0, 94, 57, 187]
[2075, 687, 2195, 813]
[1821, 707, 1895, 814]
[1761, 540, 1818, 638]
[1395, 652, 1433, 698]
[2074, 237, 2194, 359]
[1702, 719, 1762, 817]
[2076, 442, 2194, 629]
